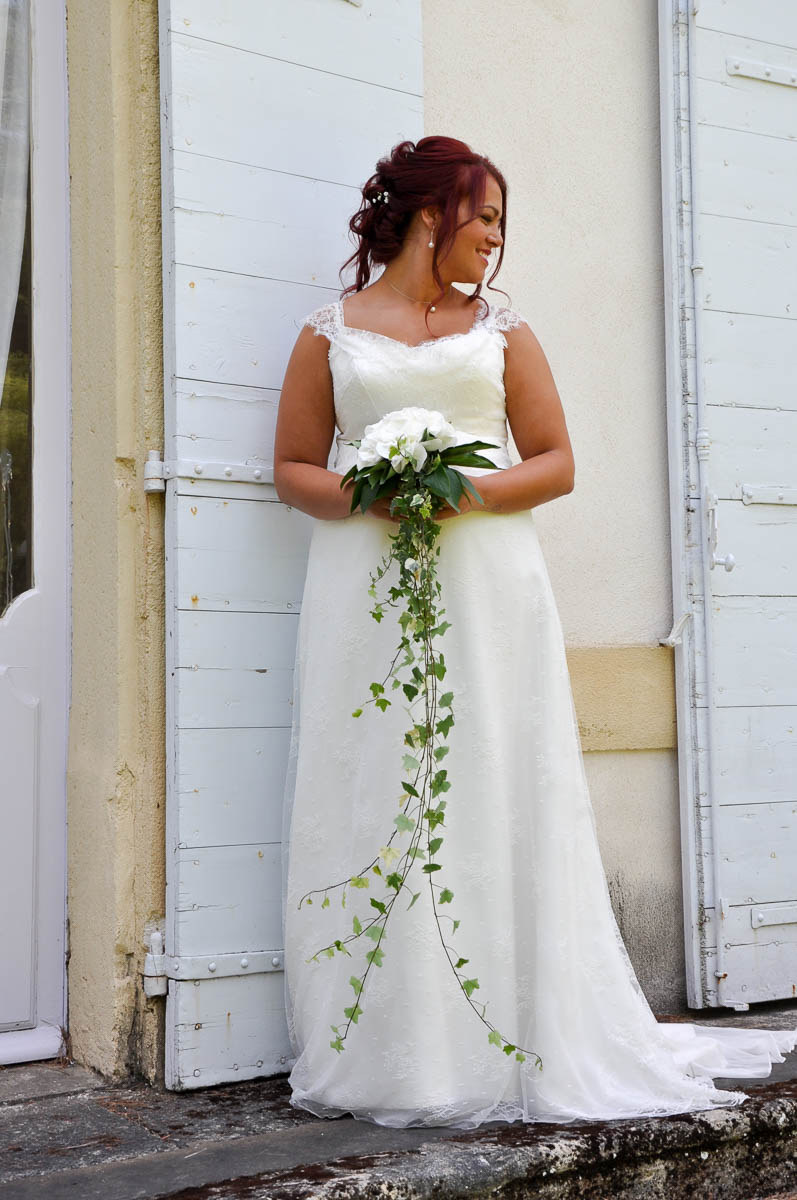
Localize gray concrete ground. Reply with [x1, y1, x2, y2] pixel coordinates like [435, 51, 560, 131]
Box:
[2, 1002, 797, 1199]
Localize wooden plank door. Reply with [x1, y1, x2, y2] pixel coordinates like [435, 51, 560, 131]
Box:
[659, 0, 797, 1009]
[156, 0, 423, 1089]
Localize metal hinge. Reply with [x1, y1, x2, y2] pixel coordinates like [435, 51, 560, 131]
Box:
[142, 931, 283, 996]
[144, 450, 274, 493]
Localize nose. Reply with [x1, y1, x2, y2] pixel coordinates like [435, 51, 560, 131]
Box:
[486, 231, 502, 247]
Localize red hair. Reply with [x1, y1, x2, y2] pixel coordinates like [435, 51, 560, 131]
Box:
[339, 136, 509, 326]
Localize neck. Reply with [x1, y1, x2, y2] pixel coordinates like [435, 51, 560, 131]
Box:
[380, 245, 451, 306]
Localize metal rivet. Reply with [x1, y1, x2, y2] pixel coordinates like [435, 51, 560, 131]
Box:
[208, 961, 217, 973]
[256, 1060, 263, 1068]
[254, 469, 262, 480]
[194, 980, 200, 987]
[194, 464, 203, 475]
[225, 467, 232, 477]
[241, 958, 249, 969]
[280, 1055, 287, 1064]
[195, 1022, 202, 1030]
[233, 1063, 239, 1071]
[193, 1069, 200, 1076]
[272, 956, 281, 968]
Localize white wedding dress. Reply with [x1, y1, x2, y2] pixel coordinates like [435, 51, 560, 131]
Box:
[280, 295, 797, 1130]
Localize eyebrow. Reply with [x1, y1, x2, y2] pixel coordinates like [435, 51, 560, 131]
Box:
[481, 204, 501, 217]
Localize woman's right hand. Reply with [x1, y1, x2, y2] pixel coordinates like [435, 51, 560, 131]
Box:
[364, 494, 401, 523]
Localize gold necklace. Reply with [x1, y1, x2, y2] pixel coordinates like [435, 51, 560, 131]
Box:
[387, 279, 450, 313]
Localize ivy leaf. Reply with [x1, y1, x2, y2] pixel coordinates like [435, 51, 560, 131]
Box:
[349, 976, 364, 995]
[330, 1036, 345, 1053]
[366, 947, 385, 968]
[370, 898, 386, 915]
[455, 957, 469, 969]
[375, 697, 390, 712]
[407, 891, 421, 910]
[515, 1052, 526, 1063]
[462, 978, 480, 997]
[321, 896, 330, 908]
[352, 915, 362, 936]
[352, 708, 363, 718]
[402, 754, 421, 772]
[436, 714, 454, 737]
[434, 745, 450, 761]
[439, 691, 454, 708]
[488, 1030, 502, 1047]
[372, 863, 382, 876]
[439, 888, 454, 904]
[323, 947, 335, 959]
[502, 1043, 517, 1056]
[422, 862, 442, 874]
[452, 919, 461, 933]
[433, 659, 447, 681]
[402, 781, 419, 798]
[386, 872, 403, 891]
[350, 875, 369, 889]
[344, 1003, 363, 1024]
[432, 621, 452, 637]
[394, 813, 415, 833]
[402, 683, 419, 702]
[429, 837, 443, 855]
[364, 924, 383, 942]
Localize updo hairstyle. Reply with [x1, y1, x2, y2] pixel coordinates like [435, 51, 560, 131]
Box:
[340, 136, 508, 322]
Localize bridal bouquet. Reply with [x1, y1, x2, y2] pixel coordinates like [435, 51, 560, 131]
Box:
[298, 407, 542, 1071]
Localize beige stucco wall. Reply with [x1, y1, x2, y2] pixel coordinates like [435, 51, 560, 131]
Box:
[424, 0, 687, 1010]
[66, 0, 166, 1079]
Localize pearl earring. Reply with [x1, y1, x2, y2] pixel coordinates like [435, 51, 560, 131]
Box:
[428, 227, 435, 249]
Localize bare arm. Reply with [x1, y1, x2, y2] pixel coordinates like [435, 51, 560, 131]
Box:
[273, 325, 355, 520]
[469, 321, 574, 514]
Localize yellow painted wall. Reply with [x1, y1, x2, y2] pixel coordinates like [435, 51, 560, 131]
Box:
[66, 0, 165, 1079]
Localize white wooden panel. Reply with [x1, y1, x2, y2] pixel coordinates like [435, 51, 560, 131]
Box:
[708, 404, 797, 498]
[702, 801, 797, 905]
[0, 671, 38, 1029]
[713, 598, 797, 707]
[709, 499, 797, 596]
[175, 496, 314, 611]
[175, 843, 282, 958]
[697, 0, 797, 50]
[174, 266, 333, 391]
[173, 151, 358, 290]
[694, 704, 797, 809]
[696, 30, 797, 139]
[698, 124, 797, 226]
[696, 908, 797, 1005]
[701, 214, 797, 320]
[170, 0, 423, 94]
[161, 0, 422, 1089]
[178, 728, 290, 847]
[170, 33, 422, 186]
[174, 379, 278, 465]
[702, 312, 797, 412]
[170, 973, 293, 1089]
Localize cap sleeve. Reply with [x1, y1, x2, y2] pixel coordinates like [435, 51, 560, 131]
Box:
[492, 305, 528, 333]
[302, 301, 341, 342]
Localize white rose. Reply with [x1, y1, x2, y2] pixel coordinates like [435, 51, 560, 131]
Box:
[355, 408, 456, 472]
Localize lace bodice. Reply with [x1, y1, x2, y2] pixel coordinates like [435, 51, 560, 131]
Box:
[302, 297, 528, 474]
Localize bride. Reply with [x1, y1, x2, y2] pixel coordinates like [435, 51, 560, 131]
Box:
[273, 135, 797, 1129]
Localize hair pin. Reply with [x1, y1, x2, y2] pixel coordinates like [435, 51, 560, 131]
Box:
[370, 189, 389, 205]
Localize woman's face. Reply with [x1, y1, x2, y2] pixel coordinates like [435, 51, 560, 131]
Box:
[437, 172, 504, 284]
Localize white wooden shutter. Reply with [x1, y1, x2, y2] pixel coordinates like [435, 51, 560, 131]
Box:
[659, 0, 797, 1010]
[156, 0, 422, 1089]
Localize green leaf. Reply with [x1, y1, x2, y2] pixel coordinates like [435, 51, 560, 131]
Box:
[352, 915, 362, 936]
[434, 745, 450, 761]
[402, 683, 419, 702]
[515, 1052, 526, 1063]
[372, 863, 382, 876]
[488, 1030, 502, 1047]
[330, 1036, 345, 1053]
[432, 620, 452, 637]
[436, 714, 454, 737]
[352, 708, 363, 718]
[349, 975, 363, 994]
[462, 978, 480, 997]
[455, 957, 469, 969]
[433, 659, 446, 681]
[394, 813, 415, 833]
[407, 891, 421, 910]
[374, 697, 390, 712]
[502, 1043, 516, 1056]
[323, 947, 335, 959]
[422, 862, 442, 874]
[452, 919, 461, 933]
[401, 781, 419, 799]
[439, 887, 454, 904]
[369, 682, 384, 697]
[366, 947, 384, 968]
[343, 1003, 363, 1024]
[364, 924, 383, 942]
[402, 754, 421, 772]
[429, 836, 443, 855]
[386, 872, 403, 891]
[439, 691, 454, 708]
[350, 875, 369, 889]
[370, 898, 386, 915]
[321, 895, 330, 908]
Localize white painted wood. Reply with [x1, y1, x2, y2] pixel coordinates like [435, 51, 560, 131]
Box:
[159, 0, 422, 1088]
[0, 0, 69, 1059]
[659, 0, 797, 1009]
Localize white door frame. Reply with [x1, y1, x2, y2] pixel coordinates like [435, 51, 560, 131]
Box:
[0, 0, 71, 1065]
